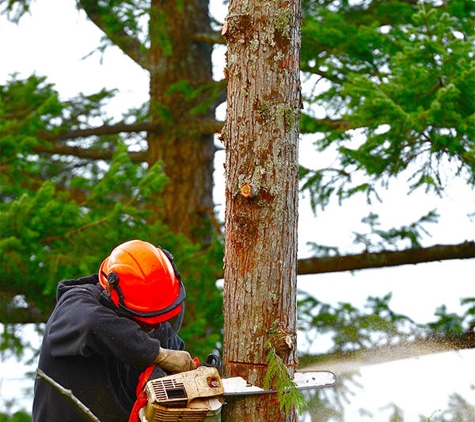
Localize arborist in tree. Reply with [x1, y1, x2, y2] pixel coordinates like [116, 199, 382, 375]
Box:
[32, 239, 196, 422]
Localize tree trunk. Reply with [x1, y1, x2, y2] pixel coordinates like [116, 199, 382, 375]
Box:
[221, 0, 302, 420]
[148, 0, 216, 246]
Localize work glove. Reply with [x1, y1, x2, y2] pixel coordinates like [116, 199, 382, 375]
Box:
[154, 348, 196, 373]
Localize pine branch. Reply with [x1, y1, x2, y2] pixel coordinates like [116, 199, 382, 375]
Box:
[78, 0, 148, 68]
[33, 119, 224, 162]
[264, 345, 308, 415]
[36, 369, 102, 422]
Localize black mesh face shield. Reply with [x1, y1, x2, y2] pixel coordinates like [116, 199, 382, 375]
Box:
[134, 302, 186, 337]
[162, 301, 185, 336]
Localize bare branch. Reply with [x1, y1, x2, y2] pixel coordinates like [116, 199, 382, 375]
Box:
[32, 119, 224, 162]
[298, 242, 475, 275]
[36, 369, 102, 422]
[300, 115, 365, 134]
[31, 143, 146, 162]
[40, 119, 224, 141]
[192, 30, 226, 45]
[40, 122, 165, 141]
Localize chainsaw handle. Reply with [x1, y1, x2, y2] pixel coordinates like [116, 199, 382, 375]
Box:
[197, 353, 222, 373]
[192, 353, 222, 373]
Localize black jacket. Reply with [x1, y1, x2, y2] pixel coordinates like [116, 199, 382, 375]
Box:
[32, 274, 185, 422]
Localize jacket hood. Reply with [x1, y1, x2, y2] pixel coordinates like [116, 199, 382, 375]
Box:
[56, 274, 100, 301]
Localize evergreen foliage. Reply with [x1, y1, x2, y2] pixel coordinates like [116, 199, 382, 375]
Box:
[300, 0, 474, 208]
[264, 341, 308, 415]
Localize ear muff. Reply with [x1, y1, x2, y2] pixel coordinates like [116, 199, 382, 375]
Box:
[99, 270, 119, 293]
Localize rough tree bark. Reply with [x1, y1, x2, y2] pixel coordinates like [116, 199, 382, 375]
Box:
[221, 0, 302, 420]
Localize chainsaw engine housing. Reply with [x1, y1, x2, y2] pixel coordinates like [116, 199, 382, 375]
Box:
[141, 366, 224, 422]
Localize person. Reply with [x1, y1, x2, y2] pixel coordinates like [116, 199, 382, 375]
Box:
[32, 239, 196, 422]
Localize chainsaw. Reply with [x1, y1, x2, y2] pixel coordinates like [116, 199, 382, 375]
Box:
[138, 356, 337, 422]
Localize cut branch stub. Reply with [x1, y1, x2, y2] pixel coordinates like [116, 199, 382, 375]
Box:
[240, 182, 257, 198]
[266, 322, 296, 362]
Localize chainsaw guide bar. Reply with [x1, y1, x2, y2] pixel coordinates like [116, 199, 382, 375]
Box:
[221, 370, 338, 396]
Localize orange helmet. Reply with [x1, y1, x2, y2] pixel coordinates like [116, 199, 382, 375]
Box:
[99, 240, 185, 327]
